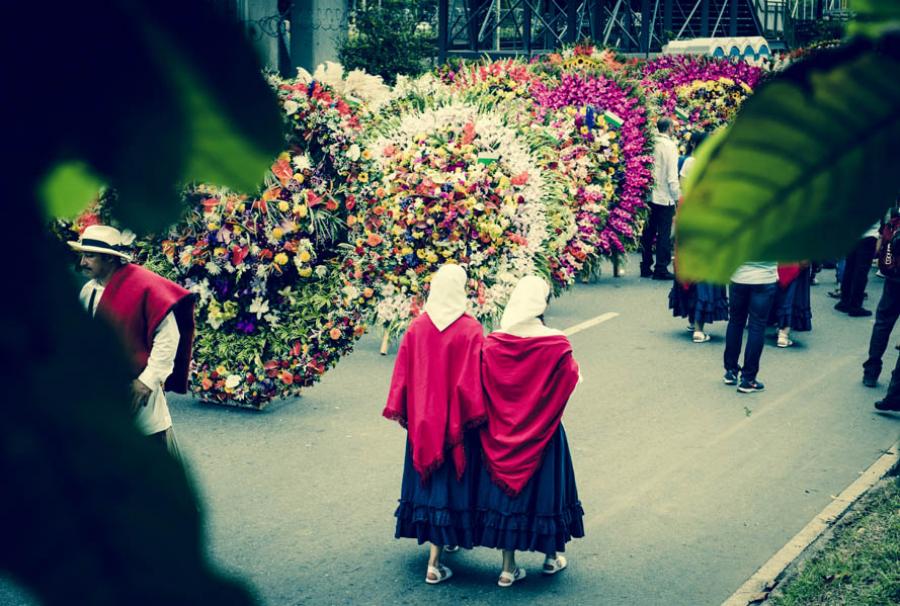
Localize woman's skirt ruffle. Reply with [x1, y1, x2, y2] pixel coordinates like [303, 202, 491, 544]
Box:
[475, 425, 584, 554]
[393, 431, 480, 548]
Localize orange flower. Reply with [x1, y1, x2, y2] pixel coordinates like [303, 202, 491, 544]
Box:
[366, 233, 383, 246]
[201, 376, 213, 390]
[279, 370, 294, 385]
[329, 327, 342, 340]
[272, 158, 293, 186]
[363, 287, 374, 298]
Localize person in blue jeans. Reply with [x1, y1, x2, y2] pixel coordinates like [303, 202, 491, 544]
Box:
[723, 262, 778, 393]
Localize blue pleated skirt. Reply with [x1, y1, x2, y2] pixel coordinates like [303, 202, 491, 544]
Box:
[393, 431, 480, 548]
[669, 282, 729, 325]
[771, 268, 812, 331]
[475, 424, 585, 554]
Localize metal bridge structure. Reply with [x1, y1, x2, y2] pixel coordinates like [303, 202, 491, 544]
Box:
[436, 0, 851, 59]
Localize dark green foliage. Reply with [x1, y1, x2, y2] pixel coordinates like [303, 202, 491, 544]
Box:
[3, 0, 283, 603]
[339, 0, 438, 85]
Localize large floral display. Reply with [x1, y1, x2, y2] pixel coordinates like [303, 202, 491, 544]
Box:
[55, 51, 769, 408]
[345, 100, 566, 337]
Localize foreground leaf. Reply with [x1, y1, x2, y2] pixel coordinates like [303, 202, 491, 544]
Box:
[849, 0, 900, 37]
[39, 161, 105, 219]
[677, 34, 900, 283]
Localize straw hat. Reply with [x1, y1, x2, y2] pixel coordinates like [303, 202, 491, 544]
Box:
[67, 224, 133, 261]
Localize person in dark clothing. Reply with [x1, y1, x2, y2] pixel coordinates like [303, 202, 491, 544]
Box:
[863, 276, 900, 389]
[835, 223, 879, 316]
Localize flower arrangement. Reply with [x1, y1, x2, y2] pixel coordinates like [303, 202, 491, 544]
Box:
[640, 55, 762, 153]
[345, 100, 564, 337]
[531, 73, 654, 276]
[538, 43, 630, 74]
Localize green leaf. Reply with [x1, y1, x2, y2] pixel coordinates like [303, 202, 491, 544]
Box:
[676, 35, 900, 283]
[848, 0, 900, 38]
[38, 161, 104, 219]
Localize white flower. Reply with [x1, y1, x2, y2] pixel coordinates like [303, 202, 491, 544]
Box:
[343, 284, 360, 300]
[119, 230, 137, 246]
[284, 99, 299, 115]
[249, 296, 270, 319]
[315, 265, 328, 278]
[206, 261, 221, 276]
[292, 153, 312, 171]
[225, 375, 241, 389]
[264, 312, 280, 327]
[347, 144, 361, 161]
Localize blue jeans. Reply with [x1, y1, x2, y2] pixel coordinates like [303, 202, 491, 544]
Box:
[724, 282, 776, 382]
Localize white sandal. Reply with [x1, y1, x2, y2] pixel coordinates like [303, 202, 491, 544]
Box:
[692, 331, 711, 343]
[425, 563, 453, 585]
[497, 567, 526, 587]
[443, 545, 459, 553]
[543, 555, 568, 575]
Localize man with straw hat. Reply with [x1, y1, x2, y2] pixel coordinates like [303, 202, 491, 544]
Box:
[69, 224, 195, 455]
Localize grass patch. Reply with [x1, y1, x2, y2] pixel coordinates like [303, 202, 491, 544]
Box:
[771, 474, 900, 606]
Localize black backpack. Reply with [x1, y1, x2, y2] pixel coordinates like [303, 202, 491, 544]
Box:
[878, 218, 900, 279]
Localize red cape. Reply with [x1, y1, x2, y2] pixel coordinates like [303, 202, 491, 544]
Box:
[383, 313, 486, 482]
[97, 264, 195, 393]
[480, 332, 580, 497]
[777, 263, 802, 288]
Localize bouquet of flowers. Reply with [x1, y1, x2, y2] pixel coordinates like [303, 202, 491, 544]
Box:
[345, 100, 564, 338]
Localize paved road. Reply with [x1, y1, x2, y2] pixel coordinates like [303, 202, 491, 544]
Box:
[3, 260, 899, 605]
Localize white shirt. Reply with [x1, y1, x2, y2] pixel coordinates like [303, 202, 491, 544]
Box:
[80, 280, 176, 435]
[730, 262, 778, 285]
[652, 134, 681, 206]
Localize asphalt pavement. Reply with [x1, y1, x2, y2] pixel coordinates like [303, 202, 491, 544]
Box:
[3, 258, 899, 605]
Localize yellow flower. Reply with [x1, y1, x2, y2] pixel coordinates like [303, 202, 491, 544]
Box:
[298, 267, 312, 277]
[294, 204, 308, 218]
[358, 172, 369, 183]
[298, 250, 311, 263]
[278, 200, 290, 212]
[362, 149, 372, 160]
[233, 225, 242, 235]
[580, 126, 589, 135]
[214, 247, 226, 257]
[292, 173, 305, 184]
[207, 222, 219, 231]
[274, 252, 289, 266]
[272, 227, 284, 240]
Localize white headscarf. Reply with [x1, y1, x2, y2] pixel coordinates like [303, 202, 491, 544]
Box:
[423, 264, 469, 332]
[497, 275, 564, 338]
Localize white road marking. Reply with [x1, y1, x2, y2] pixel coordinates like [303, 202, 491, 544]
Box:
[563, 312, 620, 336]
[721, 440, 900, 606]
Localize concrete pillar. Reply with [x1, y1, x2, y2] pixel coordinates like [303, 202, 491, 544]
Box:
[291, 0, 348, 73]
[238, 0, 281, 72]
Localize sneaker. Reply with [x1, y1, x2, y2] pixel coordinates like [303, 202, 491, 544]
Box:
[686, 324, 695, 332]
[847, 307, 873, 317]
[874, 398, 900, 411]
[827, 289, 841, 299]
[723, 369, 739, 385]
[737, 379, 765, 393]
[693, 331, 711, 343]
[863, 376, 878, 388]
[652, 271, 676, 280]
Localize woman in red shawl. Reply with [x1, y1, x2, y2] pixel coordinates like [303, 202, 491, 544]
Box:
[476, 276, 585, 587]
[383, 264, 486, 585]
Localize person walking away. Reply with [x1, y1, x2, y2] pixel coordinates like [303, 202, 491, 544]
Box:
[641, 116, 680, 280]
[669, 130, 728, 342]
[476, 276, 584, 587]
[70, 225, 194, 456]
[383, 264, 486, 585]
[771, 263, 812, 348]
[836, 222, 879, 316]
[863, 211, 900, 387]
[723, 262, 778, 393]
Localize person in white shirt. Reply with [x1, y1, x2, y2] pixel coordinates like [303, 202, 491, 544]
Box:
[641, 116, 681, 280]
[723, 262, 778, 393]
[69, 225, 194, 454]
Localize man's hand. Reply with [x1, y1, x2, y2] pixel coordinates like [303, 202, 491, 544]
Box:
[130, 379, 153, 414]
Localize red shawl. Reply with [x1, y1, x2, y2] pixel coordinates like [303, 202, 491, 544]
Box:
[96, 264, 195, 393]
[480, 333, 580, 497]
[383, 312, 486, 482]
[777, 263, 802, 288]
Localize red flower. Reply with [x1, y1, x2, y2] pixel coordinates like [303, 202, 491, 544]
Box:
[272, 158, 293, 186]
[231, 245, 249, 267]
